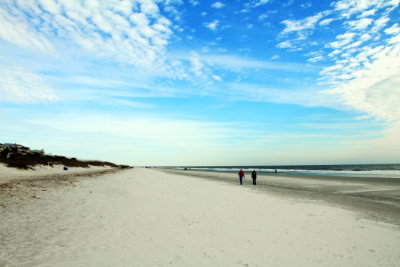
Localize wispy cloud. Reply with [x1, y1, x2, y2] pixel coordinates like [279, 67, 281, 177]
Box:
[188, 0, 199, 6]
[190, 52, 207, 77]
[19, 112, 264, 164]
[0, 66, 58, 103]
[224, 83, 341, 109]
[0, 7, 54, 53]
[244, 0, 271, 9]
[203, 54, 318, 72]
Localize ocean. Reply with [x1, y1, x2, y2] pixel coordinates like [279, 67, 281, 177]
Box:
[172, 164, 400, 178]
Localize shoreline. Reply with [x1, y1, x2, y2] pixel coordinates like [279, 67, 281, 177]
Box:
[164, 168, 400, 183]
[160, 169, 400, 227]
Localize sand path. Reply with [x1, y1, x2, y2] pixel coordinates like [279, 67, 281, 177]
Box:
[1, 168, 399, 266]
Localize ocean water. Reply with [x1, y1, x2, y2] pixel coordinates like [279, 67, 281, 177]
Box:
[172, 164, 400, 178]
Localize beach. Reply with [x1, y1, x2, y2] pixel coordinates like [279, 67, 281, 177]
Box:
[0, 163, 118, 185]
[1, 168, 400, 266]
[164, 169, 400, 226]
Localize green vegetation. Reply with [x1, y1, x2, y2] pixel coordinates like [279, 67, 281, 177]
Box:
[0, 143, 131, 170]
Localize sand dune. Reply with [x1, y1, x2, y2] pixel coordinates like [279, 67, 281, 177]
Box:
[1, 168, 399, 266]
[0, 163, 116, 185]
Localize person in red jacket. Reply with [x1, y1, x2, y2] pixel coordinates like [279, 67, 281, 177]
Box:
[238, 169, 245, 185]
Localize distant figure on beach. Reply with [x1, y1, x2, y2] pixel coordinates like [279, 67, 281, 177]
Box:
[251, 170, 257, 185]
[274, 169, 277, 173]
[238, 169, 245, 185]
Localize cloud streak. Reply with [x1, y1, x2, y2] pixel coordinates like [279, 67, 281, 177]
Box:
[0, 66, 58, 103]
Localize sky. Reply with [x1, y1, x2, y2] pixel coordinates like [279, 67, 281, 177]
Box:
[0, 0, 399, 166]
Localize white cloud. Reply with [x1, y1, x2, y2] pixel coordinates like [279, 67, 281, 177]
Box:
[0, 0, 175, 69]
[277, 41, 294, 49]
[371, 16, 390, 33]
[255, 0, 270, 6]
[0, 8, 54, 53]
[258, 14, 268, 21]
[327, 32, 355, 49]
[334, 0, 380, 17]
[97, 98, 154, 109]
[190, 53, 206, 77]
[319, 18, 334, 26]
[277, 0, 400, 123]
[212, 75, 222, 81]
[278, 12, 328, 49]
[385, 23, 400, 35]
[308, 56, 324, 63]
[246, 0, 270, 8]
[360, 33, 372, 41]
[320, 3, 400, 122]
[189, 0, 199, 6]
[301, 2, 312, 9]
[241, 0, 271, 11]
[0, 66, 58, 103]
[371, 122, 400, 154]
[204, 20, 220, 31]
[281, 12, 324, 35]
[345, 18, 372, 30]
[335, 0, 399, 16]
[211, 2, 225, 9]
[324, 44, 400, 121]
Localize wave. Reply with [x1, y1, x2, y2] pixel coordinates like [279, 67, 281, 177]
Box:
[172, 164, 400, 178]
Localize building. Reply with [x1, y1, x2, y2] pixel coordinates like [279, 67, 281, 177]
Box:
[1, 143, 31, 155]
[31, 149, 45, 155]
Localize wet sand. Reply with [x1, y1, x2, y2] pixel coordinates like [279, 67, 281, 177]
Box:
[162, 169, 400, 226]
[1, 168, 400, 266]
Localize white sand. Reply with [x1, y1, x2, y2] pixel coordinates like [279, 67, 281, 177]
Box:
[0, 163, 113, 184]
[1, 168, 399, 266]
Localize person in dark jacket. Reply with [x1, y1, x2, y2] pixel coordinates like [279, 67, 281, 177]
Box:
[251, 170, 257, 185]
[238, 169, 245, 185]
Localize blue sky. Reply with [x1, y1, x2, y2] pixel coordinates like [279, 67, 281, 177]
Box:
[1, 0, 399, 166]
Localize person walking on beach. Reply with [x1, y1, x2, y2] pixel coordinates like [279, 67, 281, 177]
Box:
[251, 170, 257, 185]
[238, 169, 245, 185]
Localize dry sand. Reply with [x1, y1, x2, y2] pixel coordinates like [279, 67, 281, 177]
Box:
[1, 168, 400, 266]
[0, 163, 116, 185]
